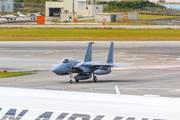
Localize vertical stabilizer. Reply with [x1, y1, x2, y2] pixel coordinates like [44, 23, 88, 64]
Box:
[17, 12, 24, 17]
[107, 42, 114, 63]
[84, 42, 92, 62]
[17, 12, 21, 16]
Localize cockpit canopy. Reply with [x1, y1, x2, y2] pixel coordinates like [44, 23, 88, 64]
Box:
[61, 57, 74, 63]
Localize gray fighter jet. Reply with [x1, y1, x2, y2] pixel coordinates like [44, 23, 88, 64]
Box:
[52, 42, 132, 84]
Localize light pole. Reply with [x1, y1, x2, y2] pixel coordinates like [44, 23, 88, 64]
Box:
[73, 0, 74, 12]
[2, 0, 4, 14]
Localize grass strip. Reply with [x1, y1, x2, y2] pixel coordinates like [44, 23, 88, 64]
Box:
[0, 28, 180, 41]
[139, 14, 179, 20]
[0, 72, 35, 78]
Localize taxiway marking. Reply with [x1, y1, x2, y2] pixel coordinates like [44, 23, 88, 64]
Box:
[142, 72, 180, 79]
[113, 65, 180, 70]
[62, 82, 99, 91]
[45, 51, 60, 53]
[169, 60, 180, 64]
[62, 84, 86, 91]
[23, 75, 67, 82]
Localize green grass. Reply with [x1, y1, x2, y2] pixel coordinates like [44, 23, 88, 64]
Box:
[0, 72, 35, 78]
[139, 14, 179, 20]
[0, 28, 180, 41]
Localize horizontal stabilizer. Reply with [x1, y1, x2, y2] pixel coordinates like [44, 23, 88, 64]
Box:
[112, 63, 133, 68]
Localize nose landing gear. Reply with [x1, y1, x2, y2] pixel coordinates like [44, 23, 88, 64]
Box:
[69, 73, 73, 84]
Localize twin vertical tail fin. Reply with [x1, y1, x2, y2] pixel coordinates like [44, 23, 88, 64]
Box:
[107, 42, 114, 63]
[84, 42, 113, 63]
[84, 42, 92, 62]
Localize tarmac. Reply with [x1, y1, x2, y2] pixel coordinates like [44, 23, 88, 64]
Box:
[0, 41, 180, 97]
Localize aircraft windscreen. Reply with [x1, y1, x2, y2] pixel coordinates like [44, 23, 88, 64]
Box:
[61, 58, 73, 63]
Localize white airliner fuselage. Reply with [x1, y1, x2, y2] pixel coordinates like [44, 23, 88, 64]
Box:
[0, 87, 180, 120]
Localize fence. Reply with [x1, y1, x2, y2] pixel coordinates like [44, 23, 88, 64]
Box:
[142, 7, 180, 15]
[101, 4, 180, 15]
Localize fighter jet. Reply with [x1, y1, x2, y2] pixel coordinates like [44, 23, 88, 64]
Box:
[52, 42, 132, 83]
[0, 14, 18, 20]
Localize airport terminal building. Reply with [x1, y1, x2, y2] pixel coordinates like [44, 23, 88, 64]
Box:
[45, 0, 103, 17]
[0, 0, 13, 13]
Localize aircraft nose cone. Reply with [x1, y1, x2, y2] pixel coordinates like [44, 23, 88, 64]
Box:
[52, 67, 59, 73]
[52, 64, 64, 74]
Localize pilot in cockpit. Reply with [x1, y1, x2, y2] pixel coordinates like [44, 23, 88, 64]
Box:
[61, 58, 73, 63]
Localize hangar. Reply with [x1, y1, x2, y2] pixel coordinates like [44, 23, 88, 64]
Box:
[45, 0, 103, 17]
[0, 0, 14, 13]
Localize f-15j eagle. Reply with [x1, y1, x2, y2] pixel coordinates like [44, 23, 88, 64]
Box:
[52, 42, 132, 84]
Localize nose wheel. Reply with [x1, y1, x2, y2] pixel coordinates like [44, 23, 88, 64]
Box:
[93, 76, 97, 82]
[69, 73, 73, 84]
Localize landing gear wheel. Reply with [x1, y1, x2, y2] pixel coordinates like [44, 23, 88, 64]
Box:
[75, 79, 79, 82]
[93, 76, 97, 82]
[69, 73, 73, 84]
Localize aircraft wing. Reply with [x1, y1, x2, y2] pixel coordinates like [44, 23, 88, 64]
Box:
[83, 62, 133, 68]
[1, 87, 180, 120]
[83, 62, 112, 67]
[73, 62, 133, 73]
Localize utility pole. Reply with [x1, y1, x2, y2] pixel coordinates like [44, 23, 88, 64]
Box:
[73, 0, 74, 12]
[2, 0, 4, 14]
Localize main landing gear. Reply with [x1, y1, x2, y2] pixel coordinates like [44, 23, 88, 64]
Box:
[93, 73, 97, 82]
[69, 73, 79, 84]
[69, 73, 97, 84]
